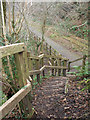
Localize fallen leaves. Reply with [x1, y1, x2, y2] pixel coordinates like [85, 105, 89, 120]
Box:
[7, 76, 89, 119]
[32, 76, 89, 119]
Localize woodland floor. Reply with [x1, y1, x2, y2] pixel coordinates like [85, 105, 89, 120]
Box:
[31, 75, 89, 119]
[4, 75, 90, 119]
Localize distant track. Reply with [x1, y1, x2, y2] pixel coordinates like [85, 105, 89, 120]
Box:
[29, 27, 82, 66]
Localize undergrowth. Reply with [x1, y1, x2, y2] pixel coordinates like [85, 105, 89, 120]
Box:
[68, 61, 90, 92]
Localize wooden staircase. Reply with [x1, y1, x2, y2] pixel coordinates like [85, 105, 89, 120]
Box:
[32, 76, 67, 118]
[0, 40, 88, 119]
[0, 42, 68, 119]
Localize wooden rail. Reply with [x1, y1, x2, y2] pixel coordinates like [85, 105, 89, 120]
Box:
[0, 41, 68, 119]
[29, 65, 67, 75]
[0, 43, 25, 59]
[0, 43, 33, 119]
[0, 81, 31, 119]
[1, 29, 88, 119]
[0, 41, 87, 119]
[28, 52, 68, 78]
[68, 55, 88, 72]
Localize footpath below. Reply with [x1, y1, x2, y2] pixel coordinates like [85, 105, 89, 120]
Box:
[29, 27, 83, 67]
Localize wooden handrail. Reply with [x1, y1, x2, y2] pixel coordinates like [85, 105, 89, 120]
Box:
[44, 54, 68, 61]
[29, 70, 41, 75]
[0, 81, 31, 119]
[29, 54, 44, 60]
[45, 65, 67, 69]
[29, 65, 68, 76]
[0, 43, 25, 58]
[0, 40, 69, 119]
[0, 43, 33, 118]
[68, 55, 88, 72]
[69, 56, 86, 64]
[69, 55, 89, 64]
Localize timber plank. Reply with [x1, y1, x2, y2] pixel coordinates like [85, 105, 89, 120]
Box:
[15, 51, 33, 118]
[45, 65, 67, 69]
[0, 43, 25, 58]
[29, 70, 41, 75]
[0, 83, 31, 119]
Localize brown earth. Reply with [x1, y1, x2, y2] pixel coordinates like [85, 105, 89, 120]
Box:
[31, 76, 89, 119]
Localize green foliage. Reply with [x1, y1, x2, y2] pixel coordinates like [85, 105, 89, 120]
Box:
[0, 36, 5, 46]
[50, 33, 57, 38]
[0, 91, 7, 106]
[79, 78, 90, 91]
[68, 61, 90, 91]
[70, 24, 88, 40]
[2, 55, 19, 92]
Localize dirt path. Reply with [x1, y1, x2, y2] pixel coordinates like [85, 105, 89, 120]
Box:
[32, 76, 89, 119]
[29, 27, 82, 66]
[32, 76, 67, 118]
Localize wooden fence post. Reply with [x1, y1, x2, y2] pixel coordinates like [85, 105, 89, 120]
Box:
[29, 58, 33, 81]
[51, 58, 55, 76]
[54, 50, 57, 76]
[50, 46, 51, 55]
[82, 55, 87, 72]
[54, 50, 56, 56]
[46, 43, 48, 54]
[27, 52, 31, 69]
[58, 58, 61, 76]
[55, 59, 57, 76]
[36, 59, 40, 83]
[42, 57, 45, 77]
[15, 50, 34, 118]
[62, 59, 67, 76]
[68, 61, 71, 72]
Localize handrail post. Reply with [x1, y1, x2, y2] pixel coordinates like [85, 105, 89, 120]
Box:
[63, 59, 67, 76]
[58, 58, 61, 76]
[38, 38, 41, 54]
[42, 57, 45, 77]
[51, 58, 55, 76]
[46, 43, 48, 54]
[27, 52, 34, 82]
[27, 52, 31, 69]
[82, 55, 87, 72]
[36, 59, 40, 83]
[54, 50, 57, 76]
[68, 61, 71, 72]
[55, 59, 57, 76]
[54, 50, 56, 56]
[50, 46, 51, 55]
[29, 58, 33, 80]
[15, 50, 33, 118]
